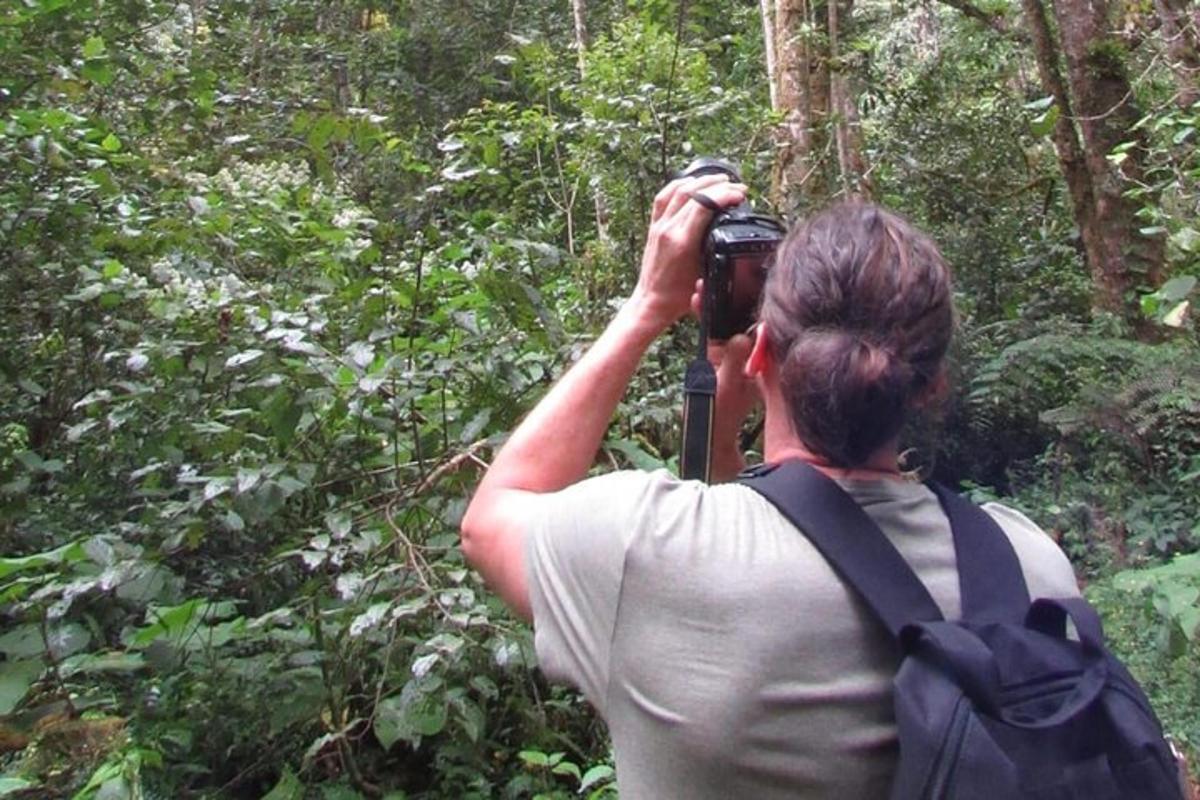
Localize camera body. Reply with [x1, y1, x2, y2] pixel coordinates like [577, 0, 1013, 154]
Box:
[676, 158, 786, 340]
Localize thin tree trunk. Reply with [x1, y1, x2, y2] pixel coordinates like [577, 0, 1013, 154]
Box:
[570, 0, 611, 246]
[572, 0, 589, 78]
[828, 0, 872, 199]
[1152, 0, 1200, 106]
[772, 0, 827, 212]
[760, 0, 780, 111]
[937, 0, 1023, 39]
[1051, 0, 1164, 324]
[1021, 0, 1102, 276]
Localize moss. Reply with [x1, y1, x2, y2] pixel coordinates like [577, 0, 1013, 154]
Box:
[1086, 37, 1129, 78]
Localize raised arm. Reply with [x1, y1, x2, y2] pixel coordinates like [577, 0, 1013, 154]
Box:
[459, 174, 747, 618]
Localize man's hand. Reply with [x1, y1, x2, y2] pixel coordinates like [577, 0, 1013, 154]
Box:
[710, 332, 761, 439]
[689, 282, 763, 481]
[460, 172, 747, 617]
[630, 174, 748, 332]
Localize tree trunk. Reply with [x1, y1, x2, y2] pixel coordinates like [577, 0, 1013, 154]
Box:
[772, 0, 829, 213]
[1021, 0, 1103, 281]
[570, 0, 611, 246]
[828, 0, 872, 199]
[1051, 0, 1164, 323]
[1152, 0, 1200, 106]
[572, 0, 589, 78]
[760, 0, 780, 111]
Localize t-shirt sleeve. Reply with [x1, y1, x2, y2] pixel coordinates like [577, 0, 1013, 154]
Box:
[982, 502, 1082, 600]
[523, 469, 664, 712]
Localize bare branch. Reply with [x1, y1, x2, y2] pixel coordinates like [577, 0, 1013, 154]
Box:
[937, 0, 1026, 41]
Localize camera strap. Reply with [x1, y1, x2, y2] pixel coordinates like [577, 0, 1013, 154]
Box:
[680, 284, 715, 482]
[680, 357, 716, 482]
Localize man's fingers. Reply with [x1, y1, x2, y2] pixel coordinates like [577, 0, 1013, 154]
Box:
[651, 177, 687, 221]
[660, 173, 733, 221]
[707, 332, 752, 369]
[718, 334, 753, 372]
[675, 182, 748, 234]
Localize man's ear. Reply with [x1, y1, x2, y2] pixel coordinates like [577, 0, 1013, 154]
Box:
[747, 321, 772, 378]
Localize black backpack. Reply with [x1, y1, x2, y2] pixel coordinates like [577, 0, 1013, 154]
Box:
[739, 459, 1185, 800]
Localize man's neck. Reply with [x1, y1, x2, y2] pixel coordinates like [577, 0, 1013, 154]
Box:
[762, 410, 903, 482]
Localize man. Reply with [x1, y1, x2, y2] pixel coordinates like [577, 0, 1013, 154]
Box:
[460, 176, 1078, 797]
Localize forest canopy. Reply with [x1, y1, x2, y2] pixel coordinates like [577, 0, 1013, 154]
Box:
[0, 0, 1198, 797]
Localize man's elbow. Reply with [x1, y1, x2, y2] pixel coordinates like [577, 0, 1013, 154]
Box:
[459, 499, 484, 569]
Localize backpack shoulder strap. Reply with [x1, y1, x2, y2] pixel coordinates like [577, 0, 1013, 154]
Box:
[926, 483, 1031, 623]
[739, 460, 942, 639]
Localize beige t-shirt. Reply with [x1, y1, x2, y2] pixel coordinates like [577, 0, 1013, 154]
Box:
[524, 469, 1081, 799]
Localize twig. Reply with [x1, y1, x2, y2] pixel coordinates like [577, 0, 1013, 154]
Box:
[1069, 50, 1164, 123]
[413, 439, 490, 495]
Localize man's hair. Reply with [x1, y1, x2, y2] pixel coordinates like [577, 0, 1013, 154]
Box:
[759, 202, 954, 467]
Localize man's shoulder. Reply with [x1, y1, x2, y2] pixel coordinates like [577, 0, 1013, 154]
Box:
[567, 468, 750, 510]
[980, 500, 1081, 599]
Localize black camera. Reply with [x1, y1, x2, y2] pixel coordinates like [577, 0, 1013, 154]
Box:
[677, 157, 786, 341]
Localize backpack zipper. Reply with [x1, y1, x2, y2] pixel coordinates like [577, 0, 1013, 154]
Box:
[1000, 674, 1079, 705]
[922, 696, 971, 799]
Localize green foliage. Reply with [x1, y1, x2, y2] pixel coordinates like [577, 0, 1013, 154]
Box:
[1, 0, 1198, 795]
[947, 320, 1200, 576]
[1088, 570, 1200, 758]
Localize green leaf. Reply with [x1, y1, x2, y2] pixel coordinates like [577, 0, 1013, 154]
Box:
[1156, 275, 1195, 299]
[1113, 554, 1200, 590]
[130, 599, 237, 647]
[225, 349, 264, 370]
[606, 438, 666, 471]
[0, 777, 38, 797]
[0, 625, 43, 658]
[1169, 228, 1200, 253]
[307, 114, 338, 150]
[454, 697, 485, 743]
[320, 783, 365, 800]
[100, 133, 121, 153]
[460, 409, 491, 443]
[325, 512, 352, 540]
[374, 679, 448, 749]
[59, 652, 146, 677]
[519, 750, 550, 768]
[579, 765, 615, 792]
[1163, 300, 1189, 328]
[38, 622, 91, 660]
[1179, 607, 1200, 641]
[85, 62, 114, 86]
[0, 659, 43, 715]
[1030, 105, 1059, 137]
[0, 541, 86, 579]
[262, 389, 302, 447]
[261, 767, 304, 800]
[82, 36, 107, 59]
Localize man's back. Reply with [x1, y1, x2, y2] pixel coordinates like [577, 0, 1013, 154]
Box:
[525, 470, 1080, 798]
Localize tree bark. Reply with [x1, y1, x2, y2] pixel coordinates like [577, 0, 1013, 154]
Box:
[937, 0, 1024, 40]
[760, 0, 780, 111]
[1152, 0, 1200, 106]
[572, 0, 589, 78]
[828, 0, 872, 199]
[570, 0, 611, 246]
[772, 0, 829, 213]
[1050, 0, 1164, 322]
[1021, 0, 1102, 278]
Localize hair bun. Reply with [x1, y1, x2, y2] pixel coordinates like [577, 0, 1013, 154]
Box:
[782, 332, 913, 466]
